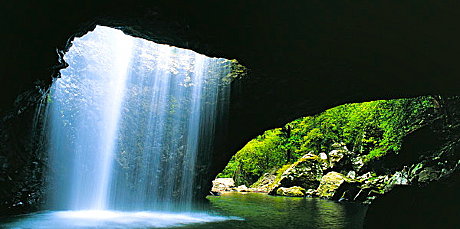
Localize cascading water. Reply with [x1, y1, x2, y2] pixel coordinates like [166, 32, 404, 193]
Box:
[47, 26, 135, 211]
[3, 26, 238, 228]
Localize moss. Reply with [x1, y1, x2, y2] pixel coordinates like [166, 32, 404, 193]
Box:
[268, 164, 292, 190]
[276, 186, 306, 197]
[316, 172, 358, 198]
[297, 154, 319, 163]
[267, 154, 323, 195]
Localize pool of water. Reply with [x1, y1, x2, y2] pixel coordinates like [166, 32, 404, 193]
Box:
[0, 210, 240, 229]
[0, 193, 367, 229]
[199, 193, 367, 229]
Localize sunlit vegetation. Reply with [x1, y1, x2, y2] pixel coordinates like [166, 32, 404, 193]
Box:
[218, 96, 436, 185]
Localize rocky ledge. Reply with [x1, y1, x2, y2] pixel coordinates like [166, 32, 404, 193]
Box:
[212, 109, 460, 207]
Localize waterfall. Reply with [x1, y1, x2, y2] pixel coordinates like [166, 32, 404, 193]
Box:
[46, 26, 231, 212]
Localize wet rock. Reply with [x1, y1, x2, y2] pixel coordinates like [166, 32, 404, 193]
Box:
[268, 154, 323, 195]
[276, 186, 306, 197]
[316, 171, 360, 200]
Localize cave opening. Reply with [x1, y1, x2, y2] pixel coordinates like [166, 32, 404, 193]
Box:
[0, 21, 458, 228]
[210, 95, 460, 228]
[1, 25, 244, 228]
[2, 1, 460, 228]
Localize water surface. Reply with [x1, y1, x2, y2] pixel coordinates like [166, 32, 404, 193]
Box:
[1, 193, 366, 229]
[0, 210, 238, 229]
[199, 193, 367, 229]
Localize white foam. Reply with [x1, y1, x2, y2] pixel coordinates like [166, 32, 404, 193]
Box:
[4, 210, 242, 229]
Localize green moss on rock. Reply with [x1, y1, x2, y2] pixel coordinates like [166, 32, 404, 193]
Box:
[316, 171, 360, 200]
[268, 154, 323, 195]
[276, 186, 306, 197]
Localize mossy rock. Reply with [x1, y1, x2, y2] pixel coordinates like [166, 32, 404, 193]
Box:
[268, 154, 323, 195]
[276, 186, 306, 197]
[316, 171, 360, 200]
[251, 172, 277, 192]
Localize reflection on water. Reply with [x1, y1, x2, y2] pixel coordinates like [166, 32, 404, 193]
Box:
[196, 193, 367, 229]
[0, 193, 367, 229]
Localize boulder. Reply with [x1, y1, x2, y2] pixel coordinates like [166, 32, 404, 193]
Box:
[350, 156, 365, 171]
[381, 170, 410, 193]
[234, 185, 250, 192]
[408, 160, 453, 185]
[316, 171, 360, 200]
[326, 142, 356, 172]
[305, 189, 316, 196]
[357, 172, 373, 181]
[318, 152, 330, 170]
[389, 171, 409, 185]
[276, 186, 306, 197]
[319, 152, 328, 160]
[416, 167, 441, 183]
[268, 154, 323, 195]
[329, 150, 346, 166]
[347, 171, 357, 179]
[250, 173, 276, 192]
[354, 174, 389, 202]
[211, 178, 235, 193]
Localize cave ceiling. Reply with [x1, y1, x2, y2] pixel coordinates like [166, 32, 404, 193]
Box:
[1, 0, 460, 173]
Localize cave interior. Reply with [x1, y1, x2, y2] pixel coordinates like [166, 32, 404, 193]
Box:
[1, 0, 460, 228]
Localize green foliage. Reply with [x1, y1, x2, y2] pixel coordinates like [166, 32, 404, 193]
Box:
[218, 129, 286, 185]
[219, 96, 435, 186]
[217, 159, 239, 178]
[220, 59, 248, 83]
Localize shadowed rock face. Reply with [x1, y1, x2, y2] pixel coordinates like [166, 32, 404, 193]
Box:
[1, 0, 459, 223]
[364, 169, 460, 229]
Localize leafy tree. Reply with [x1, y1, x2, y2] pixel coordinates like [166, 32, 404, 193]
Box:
[218, 96, 435, 185]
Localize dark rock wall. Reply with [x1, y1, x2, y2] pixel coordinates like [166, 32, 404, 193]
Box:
[362, 96, 460, 228]
[1, 0, 460, 223]
[364, 170, 460, 229]
[0, 88, 48, 215]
